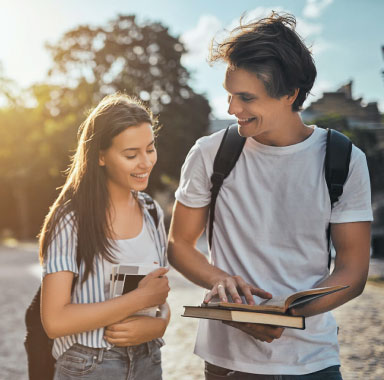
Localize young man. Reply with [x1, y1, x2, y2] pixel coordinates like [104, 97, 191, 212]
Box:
[168, 13, 372, 380]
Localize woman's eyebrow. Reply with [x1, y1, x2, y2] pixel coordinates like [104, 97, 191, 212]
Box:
[121, 140, 155, 152]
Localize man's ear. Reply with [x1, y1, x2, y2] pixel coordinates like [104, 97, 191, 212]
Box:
[99, 151, 105, 166]
[286, 88, 299, 106]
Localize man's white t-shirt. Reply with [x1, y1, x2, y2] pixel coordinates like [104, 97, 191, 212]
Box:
[175, 126, 373, 375]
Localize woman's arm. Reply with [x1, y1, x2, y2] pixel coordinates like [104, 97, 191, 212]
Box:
[104, 302, 171, 346]
[41, 267, 170, 339]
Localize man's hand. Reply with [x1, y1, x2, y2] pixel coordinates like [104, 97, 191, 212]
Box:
[223, 321, 284, 343]
[104, 315, 167, 347]
[203, 275, 272, 305]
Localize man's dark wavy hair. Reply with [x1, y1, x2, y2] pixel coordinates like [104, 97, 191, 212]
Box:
[210, 12, 317, 111]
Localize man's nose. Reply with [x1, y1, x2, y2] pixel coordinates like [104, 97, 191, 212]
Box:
[227, 96, 242, 115]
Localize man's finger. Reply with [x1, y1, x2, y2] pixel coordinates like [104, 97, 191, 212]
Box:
[250, 286, 272, 299]
[217, 283, 228, 302]
[203, 289, 214, 303]
[238, 284, 255, 305]
[226, 283, 242, 304]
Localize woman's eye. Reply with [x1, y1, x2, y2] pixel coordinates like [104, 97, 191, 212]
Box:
[125, 155, 136, 160]
[147, 149, 156, 154]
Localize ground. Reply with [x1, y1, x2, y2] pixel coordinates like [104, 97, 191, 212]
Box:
[0, 243, 383, 380]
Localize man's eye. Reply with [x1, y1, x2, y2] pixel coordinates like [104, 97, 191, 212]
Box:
[240, 95, 254, 102]
[227, 94, 232, 103]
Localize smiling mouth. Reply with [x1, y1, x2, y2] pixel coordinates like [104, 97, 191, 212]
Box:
[237, 117, 256, 126]
[131, 173, 149, 179]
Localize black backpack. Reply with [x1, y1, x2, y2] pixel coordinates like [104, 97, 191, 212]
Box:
[24, 194, 159, 380]
[208, 124, 352, 268]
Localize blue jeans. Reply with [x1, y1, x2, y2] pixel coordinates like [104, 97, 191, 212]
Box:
[53, 340, 163, 380]
[205, 362, 343, 380]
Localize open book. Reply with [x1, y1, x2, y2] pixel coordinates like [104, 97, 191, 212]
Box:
[182, 285, 349, 330]
[206, 285, 349, 313]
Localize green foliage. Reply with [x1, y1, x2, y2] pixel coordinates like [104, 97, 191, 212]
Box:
[310, 114, 349, 132]
[0, 14, 210, 238]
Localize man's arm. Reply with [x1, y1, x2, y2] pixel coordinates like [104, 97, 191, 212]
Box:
[168, 201, 223, 289]
[291, 221, 371, 317]
[168, 201, 282, 343]
[168, 201, 271, 304]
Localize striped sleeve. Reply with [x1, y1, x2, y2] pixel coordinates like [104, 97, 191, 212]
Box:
[154, 200, 168, 266]
[42, 212, 78, 278]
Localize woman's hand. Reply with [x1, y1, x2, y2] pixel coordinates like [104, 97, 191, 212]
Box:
[203, 275, 272, 305]
[136, 267, 170, 309]
[104, 303, 170, 347]
[104, 315, 166, 346]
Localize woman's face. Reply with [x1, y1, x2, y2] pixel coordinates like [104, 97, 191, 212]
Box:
[99, 122, 157, 193]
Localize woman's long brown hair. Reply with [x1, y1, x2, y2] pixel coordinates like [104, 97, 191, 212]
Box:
[39, 93, 157, 282]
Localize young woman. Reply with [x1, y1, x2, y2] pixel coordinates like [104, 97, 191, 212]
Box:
[40, 93, 170, 380]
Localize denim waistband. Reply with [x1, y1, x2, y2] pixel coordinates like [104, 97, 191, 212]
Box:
[68, 339, 164, 363]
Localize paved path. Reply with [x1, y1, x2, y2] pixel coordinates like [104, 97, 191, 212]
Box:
[0, 244, 383, 380]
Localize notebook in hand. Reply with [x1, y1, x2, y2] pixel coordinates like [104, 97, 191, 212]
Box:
[110, 264, 160, 317]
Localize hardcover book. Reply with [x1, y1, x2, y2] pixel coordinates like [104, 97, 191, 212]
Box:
[182, 285, 349, 330]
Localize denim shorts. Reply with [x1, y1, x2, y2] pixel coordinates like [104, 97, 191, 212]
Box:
[54, 339, 163, 380]
[205, 362, 343, 380]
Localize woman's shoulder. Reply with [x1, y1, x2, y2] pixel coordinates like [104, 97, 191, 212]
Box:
[137, 192, 163, 224]
[50, 205, 77, 237]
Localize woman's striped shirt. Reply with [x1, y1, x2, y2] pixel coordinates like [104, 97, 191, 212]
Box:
[41, 192, 167, 359]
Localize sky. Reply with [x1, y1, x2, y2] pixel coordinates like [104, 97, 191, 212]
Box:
[0, 0, 383, 118]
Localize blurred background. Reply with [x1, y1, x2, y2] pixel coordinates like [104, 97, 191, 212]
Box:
[0, 0, 383, 379]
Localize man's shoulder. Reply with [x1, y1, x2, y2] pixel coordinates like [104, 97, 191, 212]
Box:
[194, 128, 227, 152]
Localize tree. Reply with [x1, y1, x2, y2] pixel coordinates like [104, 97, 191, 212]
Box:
[45, 15, 210, 189]
[0, 15, 211, 238]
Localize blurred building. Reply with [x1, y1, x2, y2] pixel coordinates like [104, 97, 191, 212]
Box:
[301, 81, 383, 129]
[209, 82, 384, 148]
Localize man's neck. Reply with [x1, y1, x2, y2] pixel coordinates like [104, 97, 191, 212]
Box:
[252, 114, 313, 147]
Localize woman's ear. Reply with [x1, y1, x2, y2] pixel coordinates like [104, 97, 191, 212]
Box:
[99, 151, 105, 166]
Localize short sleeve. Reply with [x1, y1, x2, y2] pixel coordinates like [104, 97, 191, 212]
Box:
[330, 146, 373, 223]
[175, 142, 212, 208]
[42, 212, 79, 278]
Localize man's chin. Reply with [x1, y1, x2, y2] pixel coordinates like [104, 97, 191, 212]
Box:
[238, 124, 258, 138]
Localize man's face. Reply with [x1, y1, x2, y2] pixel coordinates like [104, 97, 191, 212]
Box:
[223, 67, 293, 143]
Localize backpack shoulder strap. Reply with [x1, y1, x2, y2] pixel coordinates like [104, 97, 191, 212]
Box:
[140, 192, 159, 228]
[325, 128, 352, 268]
[325, 128, 352, 206]
[209, 124, 246, 249]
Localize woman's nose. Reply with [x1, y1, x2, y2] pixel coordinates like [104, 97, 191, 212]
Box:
[138, 154, 152, 169]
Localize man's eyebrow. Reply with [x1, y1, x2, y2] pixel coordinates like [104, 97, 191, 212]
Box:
[121, 140, 155, 152]
[222, 84, 256, 97]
